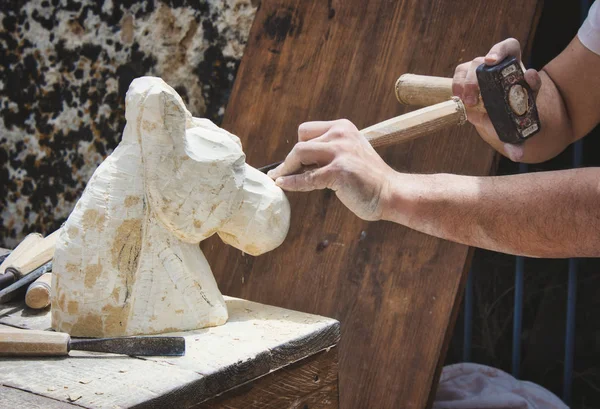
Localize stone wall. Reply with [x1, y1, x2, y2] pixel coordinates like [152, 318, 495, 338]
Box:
[0, 0, 258, 247]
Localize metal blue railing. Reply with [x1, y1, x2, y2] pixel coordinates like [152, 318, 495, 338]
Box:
[463, 267, 474, 362]
[462, 2, 592, 405]
[512, 237, 526, 379]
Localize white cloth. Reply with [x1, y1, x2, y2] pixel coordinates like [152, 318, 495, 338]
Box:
[433, 363, 569, 409]
[578, 0, 600, 55]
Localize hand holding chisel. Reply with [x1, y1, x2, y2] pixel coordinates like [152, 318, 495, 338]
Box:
[260, 56, 539, 174]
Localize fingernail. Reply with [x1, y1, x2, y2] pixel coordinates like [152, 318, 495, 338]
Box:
[485, 53, 498, 63]
[275, 177, 284, 186]
[464, 95, 477, 106]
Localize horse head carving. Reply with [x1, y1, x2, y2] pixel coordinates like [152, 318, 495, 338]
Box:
[52, 77, 290, 337]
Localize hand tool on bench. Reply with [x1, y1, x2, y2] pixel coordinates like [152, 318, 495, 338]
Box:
[258, 57, 540, 174]
[0, 262, 52, 303]
[25, 273, 52, 309]
[0, 233, 43, 284]
[0, 328, 186, 357]
[0, 229, 59, 293]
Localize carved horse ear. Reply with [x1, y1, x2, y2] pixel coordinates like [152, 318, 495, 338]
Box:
[161, 89, 190, 148]
[136, 80, 247, 244]
[131, 78, 190, 149]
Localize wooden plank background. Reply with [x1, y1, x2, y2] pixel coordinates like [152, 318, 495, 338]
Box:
[207, 0, 542, 407]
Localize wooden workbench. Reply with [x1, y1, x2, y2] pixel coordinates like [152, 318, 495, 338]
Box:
[0, 294, 340, 408]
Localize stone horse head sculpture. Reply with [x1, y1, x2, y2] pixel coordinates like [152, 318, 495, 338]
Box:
[52, 77, 290, 337]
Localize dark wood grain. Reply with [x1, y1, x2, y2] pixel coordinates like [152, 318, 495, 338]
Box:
[196, 347, 339, 409]
[205, 1, 542, 408]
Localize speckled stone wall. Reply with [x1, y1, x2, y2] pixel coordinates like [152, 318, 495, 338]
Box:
[0, 0, 258, 247]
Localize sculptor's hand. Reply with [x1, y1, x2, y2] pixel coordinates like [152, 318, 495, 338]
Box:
[453, 38, 542, 161]
[267, 119, 395, 221]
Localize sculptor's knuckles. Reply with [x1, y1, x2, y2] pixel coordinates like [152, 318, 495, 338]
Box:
[51, 76, 290, 337]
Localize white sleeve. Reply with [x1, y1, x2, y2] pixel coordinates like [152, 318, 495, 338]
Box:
[578, 0, 600, 55]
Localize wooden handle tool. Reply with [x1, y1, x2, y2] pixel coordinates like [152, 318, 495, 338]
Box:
[360, 98, 466, 148]
[395, 73, 487, 113]
[0, 233, 43, 286]
[11, 229, 60, 275]
[0, 328, 186, 357]
[25, 273, 52, 309]
[258, 98, 467, 173]
[0, 229, 60, 294]
[0, 262, 52, 304]
[395, 57, 541, 144]
[0, 233, 43, 274]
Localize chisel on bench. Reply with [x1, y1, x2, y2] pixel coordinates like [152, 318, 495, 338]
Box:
[0, 328, 186, 357]
[0, 229, 59, 292]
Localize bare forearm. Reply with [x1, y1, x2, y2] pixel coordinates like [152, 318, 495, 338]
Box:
[517, 36, 600, 163]
[383, 168, 600, 258]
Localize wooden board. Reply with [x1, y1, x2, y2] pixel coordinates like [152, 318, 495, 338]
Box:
[205, 1, 543, 408]
[0, 298, 340, 408]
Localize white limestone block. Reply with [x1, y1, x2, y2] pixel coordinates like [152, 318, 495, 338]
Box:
[51, 77, 290, 337]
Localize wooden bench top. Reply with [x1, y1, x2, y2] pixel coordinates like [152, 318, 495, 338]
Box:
[0, 295, 340, 408]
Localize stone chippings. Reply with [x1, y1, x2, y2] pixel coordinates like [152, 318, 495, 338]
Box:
[0, 0, 257, 247]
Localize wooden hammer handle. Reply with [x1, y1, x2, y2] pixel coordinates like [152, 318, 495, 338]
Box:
[361, 98, 467, 148]
[395, 74, 486, 113]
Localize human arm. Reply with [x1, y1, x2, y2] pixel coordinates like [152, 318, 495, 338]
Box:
[383, 168, 600, 258]
[453, 36, 600, 163]
[268, 119, 600, 258]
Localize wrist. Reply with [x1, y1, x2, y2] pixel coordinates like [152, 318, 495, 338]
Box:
[379, 172, 424, 225]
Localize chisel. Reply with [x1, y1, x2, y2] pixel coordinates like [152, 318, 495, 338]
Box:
[0, 261, 52, 304]
[0, 328, 186, 357]
[258, 97, 468, 173]
[0, 233, 43, 276]
[259, 57, 540, 173]
[0, 229, 59, 291]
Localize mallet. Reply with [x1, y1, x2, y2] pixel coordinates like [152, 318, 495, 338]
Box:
[396, 57, 541, 143]
[259, 57, 540, 173]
